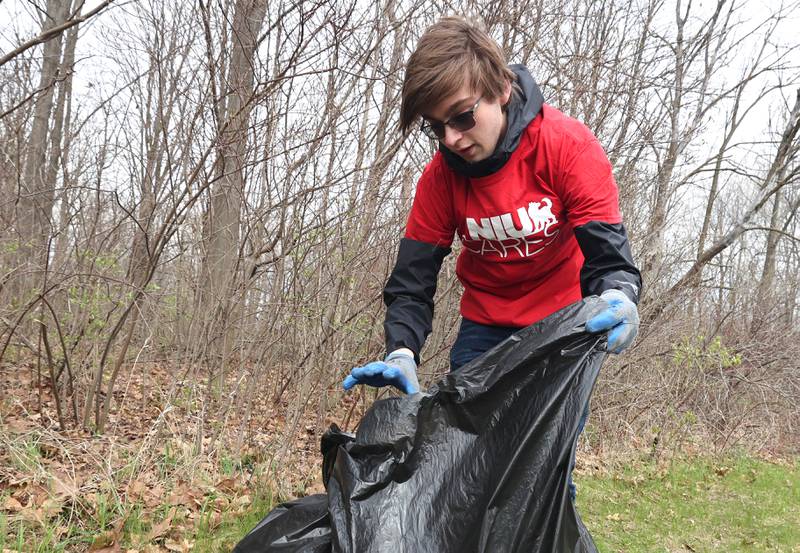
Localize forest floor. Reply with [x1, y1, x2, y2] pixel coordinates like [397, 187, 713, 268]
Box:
[0, 362, 797, 552]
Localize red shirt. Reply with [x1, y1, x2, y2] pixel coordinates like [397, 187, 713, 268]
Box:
[404, 104, 621, 327]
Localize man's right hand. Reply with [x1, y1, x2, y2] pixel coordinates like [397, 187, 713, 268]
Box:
[342, 351, 420, 394]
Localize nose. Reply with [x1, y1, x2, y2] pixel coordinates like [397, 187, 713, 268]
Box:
[441, 125, 463, 148]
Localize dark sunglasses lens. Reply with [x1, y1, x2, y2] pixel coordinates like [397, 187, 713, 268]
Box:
[428, 122, 445, 139]
[421, 124, 443, 140]
[450, 111, 476, 132]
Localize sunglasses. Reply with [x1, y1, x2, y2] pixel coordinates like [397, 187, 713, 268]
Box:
[420, 97, 481, 140]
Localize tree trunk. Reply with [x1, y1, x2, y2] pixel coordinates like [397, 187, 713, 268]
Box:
[50, 23, 80, 274]
[15, 0, 71, 293]
[203, 0, 267, 366]
[756, 193, 783, 302]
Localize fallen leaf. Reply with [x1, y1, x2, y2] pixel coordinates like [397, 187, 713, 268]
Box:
[39, 497, 64, 519]
[88, 529, 118, 551]
[5, 417, 34, 433]
[20, 483, 50, 508]
[126, 480, 148, 502]
[167, 481, 201, 509]
[89, 543, 122, 553]
[305, 480, 325, 495]
[84, 490, 99, 501]
[90, 546, 122, 553]
[147, 507, 176, 542]
[51, 471, 79, 499]
[144, 485, 164, 509]
[164, 538, 194, 552]
[6, 473, 28, 487]
[606, 512, 623, 521]
[39, 442, 61, 458]
[214, 478, 237, 494]
[233, 494, 251, 509]
[2, 496, 23, 512]
[204, 511, 222, 530]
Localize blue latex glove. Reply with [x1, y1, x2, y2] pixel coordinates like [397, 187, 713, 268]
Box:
[342, 351, 420, 394]
[585, 289, 639, 354]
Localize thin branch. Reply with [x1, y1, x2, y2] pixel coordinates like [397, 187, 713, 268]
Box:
[0, 0, 115, 68]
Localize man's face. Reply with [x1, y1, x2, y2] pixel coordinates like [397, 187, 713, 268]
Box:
[421, 81, 511, 163]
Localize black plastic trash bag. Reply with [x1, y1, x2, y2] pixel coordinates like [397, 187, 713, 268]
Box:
[235, 297, 607, 553]
[232, 494, 331, 553]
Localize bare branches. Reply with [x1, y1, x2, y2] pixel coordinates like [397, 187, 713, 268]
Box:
[651, 88, 800, 315]
[0, 0, 115, 68]
[0, 0, 798, 453]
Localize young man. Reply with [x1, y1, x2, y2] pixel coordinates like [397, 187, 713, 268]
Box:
[343, 16, 641, 495]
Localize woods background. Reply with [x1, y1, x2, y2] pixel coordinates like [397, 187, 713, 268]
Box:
[1, 0, 799, 476]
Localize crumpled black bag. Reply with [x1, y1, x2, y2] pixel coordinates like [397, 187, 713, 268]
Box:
[235, 297, 606, 553]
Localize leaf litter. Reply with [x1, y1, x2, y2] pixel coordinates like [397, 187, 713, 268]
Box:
[0, 361, 352, 549]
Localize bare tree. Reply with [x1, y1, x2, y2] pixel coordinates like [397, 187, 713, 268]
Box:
[0, 0, 797, 454]
[201, 0, 268, 367]
[15, 0, 71, 289]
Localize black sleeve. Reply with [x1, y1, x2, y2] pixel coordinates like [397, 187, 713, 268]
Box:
[573, 221, 642, 304]
[383, 237, 451, 363]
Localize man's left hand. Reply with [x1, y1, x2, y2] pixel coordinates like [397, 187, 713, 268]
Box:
[586, 289, 639, 354]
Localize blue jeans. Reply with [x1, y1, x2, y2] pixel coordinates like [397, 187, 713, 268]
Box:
[449, 318, 589, 501]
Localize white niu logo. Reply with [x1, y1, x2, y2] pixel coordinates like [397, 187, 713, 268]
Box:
[466, 198, 558, 241]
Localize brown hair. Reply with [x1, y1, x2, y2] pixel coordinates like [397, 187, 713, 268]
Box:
[399, 16, 516, 134]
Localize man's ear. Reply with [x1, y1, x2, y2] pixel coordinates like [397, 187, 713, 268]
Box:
[501, 79, 513, 105]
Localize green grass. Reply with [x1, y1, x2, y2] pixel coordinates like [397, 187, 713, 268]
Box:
[578, 455, 800, 552]
[191, 491, 275, 551]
